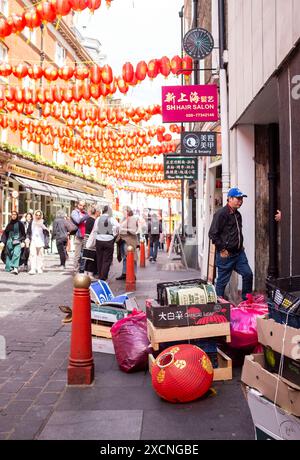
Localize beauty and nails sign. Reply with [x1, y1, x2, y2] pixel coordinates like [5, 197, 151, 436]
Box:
[162, 84, 218, 123]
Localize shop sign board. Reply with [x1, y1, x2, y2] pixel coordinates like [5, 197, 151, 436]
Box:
[164, 155, 198, 180]
[6, 164, 43, 180]
[181, 131, 217, 156]
[162, 84, 218, 123]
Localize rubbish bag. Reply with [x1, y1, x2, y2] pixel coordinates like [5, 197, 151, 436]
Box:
[230, 294, 268, 349]
[111, 310, 151, 373]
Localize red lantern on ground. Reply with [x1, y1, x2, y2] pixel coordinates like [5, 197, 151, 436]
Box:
[151, 344, 213, 403]
[36, 1, 57, 23]
[24, 9, 42, 30]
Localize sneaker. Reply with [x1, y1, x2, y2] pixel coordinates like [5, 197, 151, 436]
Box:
[12, 267, 18, 275]
[116, 274, 126, 280]
[37, 269, 43, 274]
[28, 270, 36, 275]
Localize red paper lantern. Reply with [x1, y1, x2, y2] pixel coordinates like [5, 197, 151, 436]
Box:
[59, 65, 74, 80]
[9, 14, 26, 34]
[74, 66, 89, 80]
[102, 64, 113, 85]
[147, 59, 160, 79]
[122, 62, 134, 83]
[36, 1, 57, 23]
[28, 64, 43, 80]
[182, 55, 193, 76]
[135, 60, 147, 81]
[53, 0, 72, 17]
[160, 56, 171, 78]
[12, 63, 28, 79]
[117, 77, 128, 94]
[24, 9, 42, 30]
[0, 18, 12, 38]
[151, 344, 213, 403]
[171, 55, 182, 75]
[44, 66, 58, 81]
[0, 62, 12, 77]
[87, 0, 101, 12]
[70, 0, 88, 11]
[89, 64, 102, 84]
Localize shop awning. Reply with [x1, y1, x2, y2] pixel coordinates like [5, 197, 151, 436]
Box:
[12, 175, 108, 204]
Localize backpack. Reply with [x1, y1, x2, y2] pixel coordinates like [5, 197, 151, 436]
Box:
[97, 215, 113, 236]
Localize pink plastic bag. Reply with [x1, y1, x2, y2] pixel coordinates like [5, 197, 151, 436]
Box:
[111, 310, 151, 373]
[229, 294, 268, 349]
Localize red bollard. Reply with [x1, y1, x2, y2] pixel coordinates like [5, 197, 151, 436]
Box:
[140, 240, 146, 268]
[126, 245, 136, 291]
[68, 274, 94, 385]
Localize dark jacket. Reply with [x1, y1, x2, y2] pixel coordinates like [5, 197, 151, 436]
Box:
[1, 220, 25, 245]
[148, 218, 162, 242]
[52, 217, 69, 241]
[208, 204, 243, 254]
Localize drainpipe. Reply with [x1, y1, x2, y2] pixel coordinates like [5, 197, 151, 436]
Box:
[179, 5, 185, 239]
[193, 0, 199, 84]
[218, 0, 230, 204]
[268, 124, 279, 279]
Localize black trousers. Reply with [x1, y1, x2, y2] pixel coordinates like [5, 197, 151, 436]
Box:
[56, 238, 67, 267]
[96, 239, 114, 280]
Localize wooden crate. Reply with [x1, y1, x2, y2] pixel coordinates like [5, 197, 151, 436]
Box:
[91, 322, 112, 339]
[148, 348, 232, 381]
[147, 319, 231, 351]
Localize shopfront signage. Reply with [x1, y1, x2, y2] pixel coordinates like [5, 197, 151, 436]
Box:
[7, 164, 43, 180]
[181, 131, 217, 156]
[162, 84, 218, 123]
[164, 155, 198, 180]
[47, 174, 74, 188]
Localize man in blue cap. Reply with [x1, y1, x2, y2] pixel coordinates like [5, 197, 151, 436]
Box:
[208, 187, 253, 300]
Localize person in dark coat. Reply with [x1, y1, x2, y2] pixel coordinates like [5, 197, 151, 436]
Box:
[52, 210, 72, 269]
[148, 213, 162, 262]
[22, 213, 33, 271]
[0, 211, 25, 275]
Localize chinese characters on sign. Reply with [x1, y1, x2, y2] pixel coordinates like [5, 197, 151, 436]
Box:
[181, 132, 217, 156]
[164, 155, 198, 180]
[162, 84, 218, 123]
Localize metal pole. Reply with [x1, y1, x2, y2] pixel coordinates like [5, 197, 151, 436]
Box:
[179, 5, 185, 239]
[193, 0, 199, 84]
[218, 0, 230, 204]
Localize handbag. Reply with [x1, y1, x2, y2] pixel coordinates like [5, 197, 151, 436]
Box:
[86, 231, 96, 250]
[67, 220, 78, 236]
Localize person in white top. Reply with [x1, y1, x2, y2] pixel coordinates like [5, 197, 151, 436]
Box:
[91, 205, 119, 280]
[26, 210, 49, 275]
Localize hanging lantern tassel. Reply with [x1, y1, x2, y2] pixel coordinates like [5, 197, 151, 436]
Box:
[56, 17, 61, 30]
[106, 0, 112, 8]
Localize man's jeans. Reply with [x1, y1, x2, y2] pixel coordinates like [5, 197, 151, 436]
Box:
[150, 240, 159, 261]
[215, 249, 253, 300]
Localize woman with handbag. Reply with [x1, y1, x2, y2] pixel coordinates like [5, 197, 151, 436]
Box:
[26, 210, 49, 275]
[0, 211, 25, 275]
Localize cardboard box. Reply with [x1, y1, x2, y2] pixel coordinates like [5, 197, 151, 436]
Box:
[91, 303, 129, 324]
[247, 388, 300, 440]
[257, 316, 300, 360]
[145, 299, 230, 328]
[257, 316, 300, 387]
[241, 354, 300, 416]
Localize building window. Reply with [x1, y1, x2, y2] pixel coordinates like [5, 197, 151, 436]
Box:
[0, 0, 8, 16]
[55, 43, 66, 67]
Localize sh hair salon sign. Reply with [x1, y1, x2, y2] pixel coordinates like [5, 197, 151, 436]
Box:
[162, 84, 218, 123]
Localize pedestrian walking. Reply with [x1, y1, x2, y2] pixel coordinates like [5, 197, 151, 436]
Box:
[26, 210, 49, 275]
[52, 210, 71, 270]
[116, 206, 138, 280]
[148, 213, 162, 262]
[208, 187, 253, 300]
[71, 200, 88, 273]
[82, 205, 100, 277]
[91, 205, 119, 280]
[0, 211, 25, 275]
[22, 212, 33, 271]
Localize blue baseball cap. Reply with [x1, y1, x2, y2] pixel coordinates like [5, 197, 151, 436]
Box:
[227, 187, 247, 198]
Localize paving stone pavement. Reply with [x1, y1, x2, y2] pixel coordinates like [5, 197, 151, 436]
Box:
[0, 250, 255, 440]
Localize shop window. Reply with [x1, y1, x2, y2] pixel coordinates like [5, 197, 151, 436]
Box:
[0, 0, 8, 17]
[55, 43, 66, 67]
